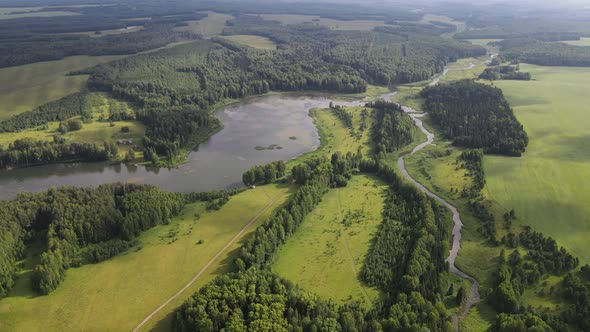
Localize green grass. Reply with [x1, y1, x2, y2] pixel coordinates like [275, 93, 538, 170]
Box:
[0, 184, 293, 332]
[486, 64, 590, 264]
[220, 35, 277, 50]
[460, 302, 496, 331]
[273, 174, 385, 306]
[174, 12, 234, 38]
[0, 55, 124, 120]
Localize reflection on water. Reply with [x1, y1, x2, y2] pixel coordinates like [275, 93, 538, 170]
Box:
[0, 92, 381, 199]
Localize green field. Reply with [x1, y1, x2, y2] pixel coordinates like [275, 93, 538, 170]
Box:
[220, 35, 277, 50]
[174, 12, 234, 38]
[0, 55, 124, 120]
[485, 64, 590, 264]
[0, 184, 293, 332]
[273, 174, 384, 306]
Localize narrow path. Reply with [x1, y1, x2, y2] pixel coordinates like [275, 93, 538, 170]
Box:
[394, 61, 482, 331]
[132, 188, 276, 332]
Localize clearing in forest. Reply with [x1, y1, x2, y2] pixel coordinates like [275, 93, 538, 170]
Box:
[273, 174, 385, 306]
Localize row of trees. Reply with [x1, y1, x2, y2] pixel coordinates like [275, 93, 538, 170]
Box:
[0, 137, 118, 169]
[242, 161, 286, 186]
[479, 65, 531, 81]
[359, 162, 453, 331]
[421, 80, 529, 156]
[0, 92, 90, 133]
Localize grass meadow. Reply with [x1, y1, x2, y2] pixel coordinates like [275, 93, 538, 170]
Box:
[174, 12, 233, 38]
[0, 184, 293, 332]
[273, 174, 385, 306]
[0, 55, 123, 120]
[486, 64, 590, 264]
[220, 35, 277, 50]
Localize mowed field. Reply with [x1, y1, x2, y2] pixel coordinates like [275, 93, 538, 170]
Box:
[0, 55, 124, 120]
[0, 184, 293, 332]
[273, 174, 385, 306]
[485, 64, 590, 264]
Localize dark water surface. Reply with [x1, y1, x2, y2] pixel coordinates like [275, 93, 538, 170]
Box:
[0, 93, 370, 199]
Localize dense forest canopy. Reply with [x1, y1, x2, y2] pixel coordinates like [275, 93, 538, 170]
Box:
[421, 80, 529, 156]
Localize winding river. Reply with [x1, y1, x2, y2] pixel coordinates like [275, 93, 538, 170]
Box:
[397, 61, 482, 330]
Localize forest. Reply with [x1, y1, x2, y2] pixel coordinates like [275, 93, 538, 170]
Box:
[497, 38, 590, 67]
[0, 184, 241, 297]
[367, 100, 416, 155]
[420, 80, 529, 156]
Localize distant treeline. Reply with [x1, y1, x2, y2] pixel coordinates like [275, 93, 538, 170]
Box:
[496, 38, 590, 67]
[421, 80, 528, 156]
[0, 184, 242, 297]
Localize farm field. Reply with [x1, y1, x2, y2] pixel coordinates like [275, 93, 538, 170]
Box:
[486, 64, 590, 264]
[0, 55, 124, 120]
[0, 184, 293, 332]
[273, 174, 385, 306]
[220, 35, 277, 50]
[259, 14, 393, 31]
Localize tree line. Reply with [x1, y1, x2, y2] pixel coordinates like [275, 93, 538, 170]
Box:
[496, 38, 590, 67]
[479, 65, 531, 81]
[0, 137, 118, 169]
[242, 161, 286, 186]
[421, 79, 529, 156]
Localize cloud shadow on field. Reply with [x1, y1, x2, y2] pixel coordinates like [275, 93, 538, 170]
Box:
[538, 135, 590, 162]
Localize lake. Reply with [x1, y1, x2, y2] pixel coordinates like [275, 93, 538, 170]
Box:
[0, 93, 377, 199]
